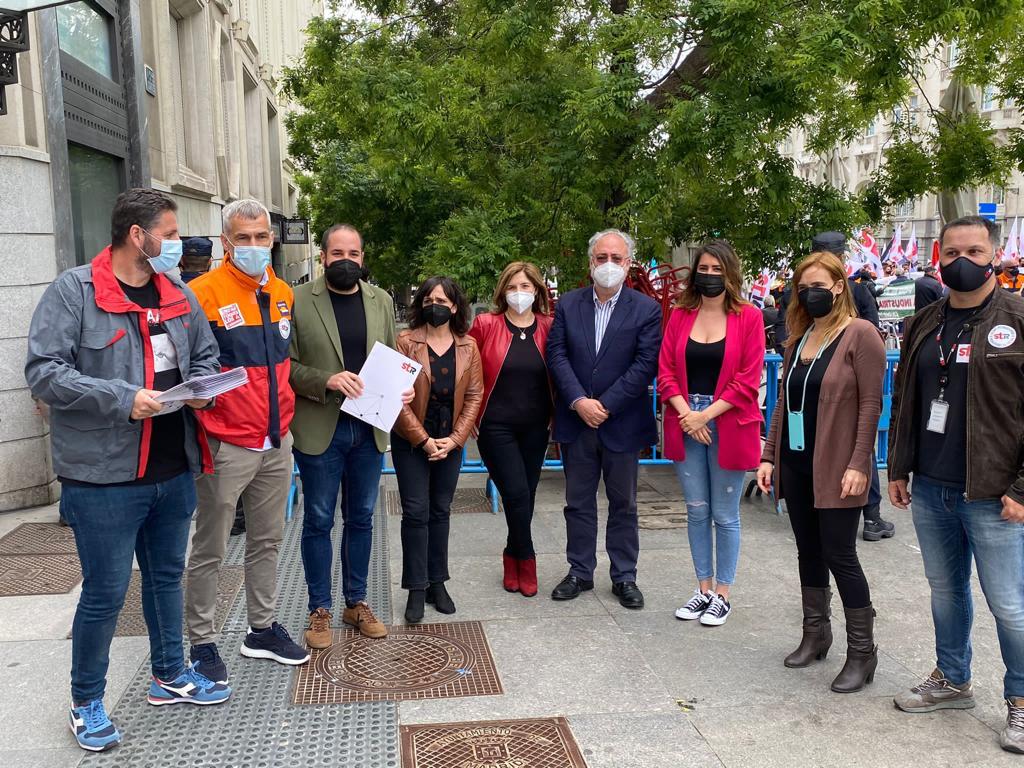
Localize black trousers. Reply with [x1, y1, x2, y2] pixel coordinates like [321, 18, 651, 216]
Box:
[477, 420, 550, 559]
[561, 429, 640, 583]
[862, 460, 882, 521]
[392, 435, 462, 590]
[781, 462, 871, 609]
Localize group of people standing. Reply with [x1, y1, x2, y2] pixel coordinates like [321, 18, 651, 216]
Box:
[24, 187, 1024, 757]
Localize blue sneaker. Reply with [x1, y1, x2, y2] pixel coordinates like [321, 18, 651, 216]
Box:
[190, 642, 229, 683]
[240, 623, 310, 666]
[147, 663, 231, 706]
[69, 699, 121, 752]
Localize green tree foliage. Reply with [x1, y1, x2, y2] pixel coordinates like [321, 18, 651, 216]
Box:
[284, 0, 1024, 293]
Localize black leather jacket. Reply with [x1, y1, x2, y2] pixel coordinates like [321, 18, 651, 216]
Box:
[888, 286, 1024, 503]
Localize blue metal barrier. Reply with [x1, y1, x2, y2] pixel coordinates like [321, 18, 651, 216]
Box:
[348, 351, 902, 517]
[763, 350, 900, 468]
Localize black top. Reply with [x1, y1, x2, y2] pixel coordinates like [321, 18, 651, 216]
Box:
[64, 279, 189, 486]
[685, 337, 725, 396]
[483, 317, 551, 426]
[330, 287, 368, 394]
[913, 295, 991, 487]
[424, 342, 456, 439]
[781, 330, 846, 473]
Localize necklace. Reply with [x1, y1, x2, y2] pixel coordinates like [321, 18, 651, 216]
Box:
[506, 312, 530, 340]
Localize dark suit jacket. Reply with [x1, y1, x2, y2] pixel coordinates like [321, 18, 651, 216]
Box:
[546, 286, 662, 453]
[915, 275, 944, 313]
[849, 278, 880, 328]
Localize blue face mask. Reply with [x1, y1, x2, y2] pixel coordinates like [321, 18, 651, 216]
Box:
[142, 231, 183, 274]
[230, 245, 272, 278]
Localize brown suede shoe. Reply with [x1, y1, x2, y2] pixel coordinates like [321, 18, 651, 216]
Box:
[305, 608, 333, 649]
[342, 601, 388, 639]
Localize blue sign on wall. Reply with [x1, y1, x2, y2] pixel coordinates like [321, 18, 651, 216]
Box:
[979, 202, 998, 222]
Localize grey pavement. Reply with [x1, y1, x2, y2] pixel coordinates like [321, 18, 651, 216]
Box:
[0, 465, 1019, 767]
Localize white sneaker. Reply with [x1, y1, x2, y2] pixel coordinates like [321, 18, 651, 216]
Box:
[700, 594, 732, 626]
[675, 590, 713, 620]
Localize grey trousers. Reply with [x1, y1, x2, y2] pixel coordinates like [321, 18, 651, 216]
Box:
[186, 431, 293, 644]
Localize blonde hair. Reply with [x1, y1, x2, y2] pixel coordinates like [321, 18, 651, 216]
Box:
[785, 251, 857, 347]
[492, 261, 551, 315]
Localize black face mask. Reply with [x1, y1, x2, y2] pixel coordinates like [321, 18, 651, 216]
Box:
[941, 257, 993, 293]
[1007, 267, 1019, 278]
[694, 273, 726, 298]
[797, 286, 835, 319]
[424, 304, 452, 328]
[325, 259, 362, 291]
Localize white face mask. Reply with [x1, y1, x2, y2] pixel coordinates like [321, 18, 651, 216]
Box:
[591, 261, 626, 289]
[505, 290, 535, 314]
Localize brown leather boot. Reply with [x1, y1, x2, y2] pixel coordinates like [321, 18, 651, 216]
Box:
[784, 586, 833, 668]
[831, 605, 878, 693]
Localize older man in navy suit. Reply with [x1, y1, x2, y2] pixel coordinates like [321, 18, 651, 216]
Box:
[546, 229, 662, 608]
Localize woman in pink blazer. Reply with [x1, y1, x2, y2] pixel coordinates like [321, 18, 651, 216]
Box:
[659, 240, 766, 626]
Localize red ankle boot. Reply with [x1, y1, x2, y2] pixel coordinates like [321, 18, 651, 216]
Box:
[517, 557, 538, 597]
[502, 554, 519, 593]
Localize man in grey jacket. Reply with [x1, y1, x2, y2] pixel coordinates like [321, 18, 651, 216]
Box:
[25, 188, 229, 753]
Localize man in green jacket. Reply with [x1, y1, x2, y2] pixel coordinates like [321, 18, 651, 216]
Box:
[290, 224, 408, 645]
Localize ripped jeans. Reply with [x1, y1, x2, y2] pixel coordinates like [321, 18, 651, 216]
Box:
[673, 394, 745, 586]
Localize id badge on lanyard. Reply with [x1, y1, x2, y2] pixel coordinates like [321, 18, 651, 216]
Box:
[929, 318, 972, 435]
[785, 332, 831, 452]
[787, 411, 806, 451]
[927, 399, 949, 434]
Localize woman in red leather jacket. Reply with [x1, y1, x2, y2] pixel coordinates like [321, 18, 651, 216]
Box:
[469, 261, 554, 598]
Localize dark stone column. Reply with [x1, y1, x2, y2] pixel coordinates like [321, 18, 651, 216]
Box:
[36, 8, 74, 275]
[118, 0, 150, 187]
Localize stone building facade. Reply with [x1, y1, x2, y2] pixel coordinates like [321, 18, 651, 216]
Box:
[780, 44, 1022, 255]
[0, 0, 321, 510]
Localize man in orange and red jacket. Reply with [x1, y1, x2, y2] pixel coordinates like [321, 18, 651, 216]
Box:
[184, 199, 309, 685]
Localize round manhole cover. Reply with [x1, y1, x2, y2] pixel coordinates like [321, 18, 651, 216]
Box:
[316, 634, 474, 692]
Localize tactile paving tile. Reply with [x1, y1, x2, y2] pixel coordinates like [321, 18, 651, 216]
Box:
[293, 620, 502, 704]
[400, 717, 588, 768]
[0, 522, 77, 554]
[112, 566, 245, 637]
[82, 491, 401, 768]
[385, 488, 501, 515]
[0, 553, 81, 595]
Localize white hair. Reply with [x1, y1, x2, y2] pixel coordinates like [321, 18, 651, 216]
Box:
[587, 228, 635, 261]
[222, 198, 271, 235]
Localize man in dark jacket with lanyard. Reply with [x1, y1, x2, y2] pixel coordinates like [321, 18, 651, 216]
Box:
[888, 215, 1024, 755]
[25, 189, 229, 753]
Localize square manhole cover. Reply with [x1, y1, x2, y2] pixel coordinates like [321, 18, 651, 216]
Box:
[0, 553, 82, 596]
[0, 522, 77, 555]
[400, 717, 587, 768]
[111, 565, 245, 637]
[386, 488, 500, 515]
[293, 620, 503, 704]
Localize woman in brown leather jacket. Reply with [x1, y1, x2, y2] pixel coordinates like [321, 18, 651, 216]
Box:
[393, 276, 483, 624]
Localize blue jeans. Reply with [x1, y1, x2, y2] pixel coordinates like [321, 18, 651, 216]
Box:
[62, 472, 196, 703]
[673, 394, 745, 586]
[912, 476, 1024, 698]
[294, 414, 383, 612]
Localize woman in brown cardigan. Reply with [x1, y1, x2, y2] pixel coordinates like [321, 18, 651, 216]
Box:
[393, 277, 483, 624]
[756, 251, 885, 693]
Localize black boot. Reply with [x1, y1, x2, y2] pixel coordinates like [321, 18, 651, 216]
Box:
[230, 499, 246, 536]
[784, 587, 833, 668]
[427, 582, 456, 614]
[831, 605, 878, 693]
[862, 505, 895, 541]
[405, 589, 425, 624]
